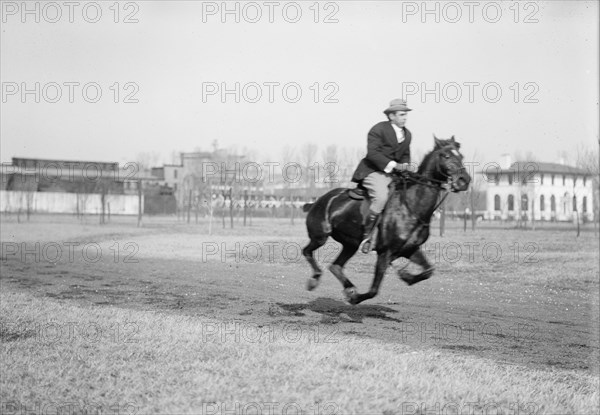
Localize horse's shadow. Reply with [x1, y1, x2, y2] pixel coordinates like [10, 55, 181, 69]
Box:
[274, 297, 403, 324]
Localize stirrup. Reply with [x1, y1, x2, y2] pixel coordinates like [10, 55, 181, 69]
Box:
[359, 238, 373, 254]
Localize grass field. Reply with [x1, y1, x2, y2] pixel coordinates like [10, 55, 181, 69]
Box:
[1, 214, 599, 414]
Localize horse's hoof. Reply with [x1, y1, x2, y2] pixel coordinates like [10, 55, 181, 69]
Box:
[306, 276, 320, 291]
[398, 271, 415, 286]
[343, 287, 358, 304]
[420, 268, 434, 281]
[401, 278, 415, 286]
[399, 269, 433, 286]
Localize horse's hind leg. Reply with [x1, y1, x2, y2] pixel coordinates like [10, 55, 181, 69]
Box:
[303, 236, 328, 291]
[328, 244, 359, 301]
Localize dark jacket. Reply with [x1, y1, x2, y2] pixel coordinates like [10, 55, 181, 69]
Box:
[351, 121, 411, 182]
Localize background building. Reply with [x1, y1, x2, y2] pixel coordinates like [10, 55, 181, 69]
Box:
[2, 157, 126, 194]
[481, 156, 595, 222]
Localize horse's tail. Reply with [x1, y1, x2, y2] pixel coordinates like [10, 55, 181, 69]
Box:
[302, 203, 314, 213]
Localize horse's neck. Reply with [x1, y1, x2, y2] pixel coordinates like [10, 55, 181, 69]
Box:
[400, 162, 444, 222]
[417, 155, 444, 182]
[407, 182, 442, 220]
[396, 153, 446, 222]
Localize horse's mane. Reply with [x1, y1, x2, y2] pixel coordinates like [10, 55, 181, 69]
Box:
[417, 150, 437, 175]
[391, 138, 460, 191]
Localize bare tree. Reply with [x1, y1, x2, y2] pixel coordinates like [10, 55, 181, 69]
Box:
[135, 151, 161, 172]
[170, 151, 181, 165]
[556, 149, 571, 165]
[181, 174, 196, 223]
[76, 190, 90, 220]
[467, 150, 484, 230]
[576, 140, 600, 227]
[94, 176, 119, 225]
[524, 151, 537, 162]
[281, 145, 298, 222]
[513, 149, 524, 162]
[300, 142, 319, 196]
[240, 145, 259, 163]
[204, 178, 215, 234]
[336, 145, 363, 188]
[321, 144, 340, 189]
[280, 144, 297, 169]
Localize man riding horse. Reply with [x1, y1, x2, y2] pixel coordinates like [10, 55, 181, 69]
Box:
[352, 98, 415, 254]
[302, 120, 470, 304]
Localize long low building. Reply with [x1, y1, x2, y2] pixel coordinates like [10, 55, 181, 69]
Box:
[0, 157, 176, 215]
[1, 157, 133, 193]
[481, 159, 595, 222]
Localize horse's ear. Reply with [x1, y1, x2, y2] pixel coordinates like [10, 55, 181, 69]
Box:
[450, 135, 455, 142]
[433, 134, 441, 148]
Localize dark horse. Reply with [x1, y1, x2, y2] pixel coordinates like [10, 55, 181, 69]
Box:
[302, 136, 471, 305]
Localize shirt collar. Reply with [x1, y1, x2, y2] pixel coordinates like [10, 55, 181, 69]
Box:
[391, 123, 404, 135]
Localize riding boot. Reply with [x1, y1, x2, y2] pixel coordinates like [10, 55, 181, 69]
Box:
[359, 211, 379, 254]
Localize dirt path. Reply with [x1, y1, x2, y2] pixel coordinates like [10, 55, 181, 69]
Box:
[2, 244, 598, 372]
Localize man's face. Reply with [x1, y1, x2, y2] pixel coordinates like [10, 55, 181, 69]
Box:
[389, 111, 408, 128]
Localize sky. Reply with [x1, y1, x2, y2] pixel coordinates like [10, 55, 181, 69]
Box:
[1, 0, 598, 168]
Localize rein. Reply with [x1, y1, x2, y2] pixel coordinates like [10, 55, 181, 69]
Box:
[399, 174, 449, 227]
[396, 150, 462, 226]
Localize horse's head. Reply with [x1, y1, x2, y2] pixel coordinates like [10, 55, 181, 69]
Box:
[428, 135, 471, 192]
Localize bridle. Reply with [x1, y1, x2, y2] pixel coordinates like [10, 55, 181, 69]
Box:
[396, 145, 466, 220]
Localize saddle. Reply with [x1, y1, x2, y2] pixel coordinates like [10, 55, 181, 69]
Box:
[347, 173, 413, 220]
[349, 172, 415, 201]
[347, 184, 368, 200]
[346, 184, 373, 221]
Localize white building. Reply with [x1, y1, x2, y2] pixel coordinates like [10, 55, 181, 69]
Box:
[482, 158, 595, 222]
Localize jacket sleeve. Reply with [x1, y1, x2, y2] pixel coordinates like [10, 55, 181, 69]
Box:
[365, 124, 394, 171]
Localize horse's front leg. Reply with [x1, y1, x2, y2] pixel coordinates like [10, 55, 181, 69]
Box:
[398, 248, 434, 286]
[350, 251, 391, 305]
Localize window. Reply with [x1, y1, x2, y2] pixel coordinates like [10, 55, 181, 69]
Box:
[573, 196, 577, 212]
[551, 175, 555, 185]
[174, 169, 178, 179]
[562, 175, 566, 185]
[540, 174, 544, 185]
[494, 195, 501, 210]
[584, 177, 587, 186]
[583, 196, 588, 213]
[550, 195, 556, 212]
[573, 176, 577, 187]
[540, 195, 545, 211]
[508, 174, 513, 185]
[521, 194, 529, 211]
[508, 195, 514, 211]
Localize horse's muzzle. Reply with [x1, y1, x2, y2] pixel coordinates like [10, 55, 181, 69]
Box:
[451, 173, 471, 192]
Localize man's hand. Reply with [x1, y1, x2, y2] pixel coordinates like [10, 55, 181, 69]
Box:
[393, 163, 412, 172]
